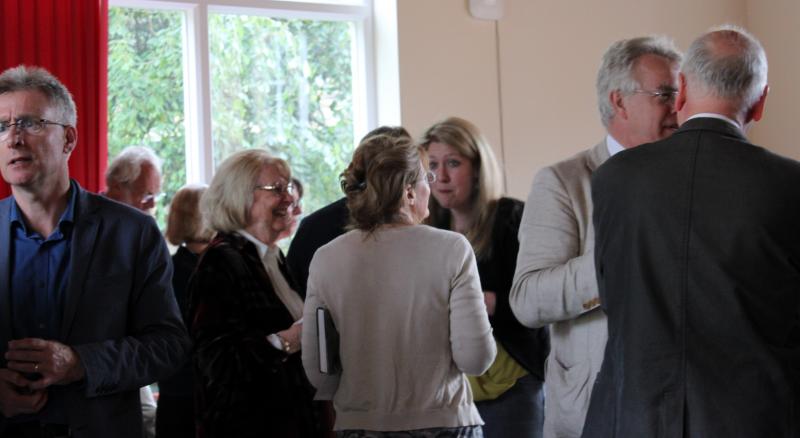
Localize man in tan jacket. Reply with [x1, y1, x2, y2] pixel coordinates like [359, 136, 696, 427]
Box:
[509, 36, 681, 438]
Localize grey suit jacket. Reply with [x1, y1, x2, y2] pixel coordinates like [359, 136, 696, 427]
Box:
[511, 140, 609, 438]
[584, 118, 800, 438]
[0, 181, 191, 438]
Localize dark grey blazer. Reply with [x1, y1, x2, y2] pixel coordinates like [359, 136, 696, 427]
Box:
[286, 197, 349, 297]
[0, 181, 191, 438]
[583, 117, 800, 438]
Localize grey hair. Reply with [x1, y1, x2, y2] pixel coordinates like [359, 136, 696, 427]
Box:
[106, 145, 163, 187]
[0, 65, 77, 126]
[597, 36, 682, 127]
[201, 149, 290, 233]
[681, 24, 767, 114]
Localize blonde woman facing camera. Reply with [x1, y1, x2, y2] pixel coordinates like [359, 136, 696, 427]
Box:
[187, 150, 328, 437]
[421, 117, 549, 438]
[302, 134, 496, 438]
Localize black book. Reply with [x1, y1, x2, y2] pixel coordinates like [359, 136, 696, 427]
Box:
[317, 307, 341, 374]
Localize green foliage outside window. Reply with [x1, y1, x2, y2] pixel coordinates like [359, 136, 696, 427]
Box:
[108, 7, 185, 228]
[108, 6, 357, 230]
[209, 13, 355, 218]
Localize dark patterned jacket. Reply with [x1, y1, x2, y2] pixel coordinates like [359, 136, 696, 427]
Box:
[188, 232, 325, 438]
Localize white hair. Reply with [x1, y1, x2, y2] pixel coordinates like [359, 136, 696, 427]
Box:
[681, 24, 767, 114]
[106, 145, 163, 187]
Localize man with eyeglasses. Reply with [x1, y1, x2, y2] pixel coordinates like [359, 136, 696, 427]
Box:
[0, 65, 190, 438]
[105, 145, 163, 217]
[509, 36, 682, 438]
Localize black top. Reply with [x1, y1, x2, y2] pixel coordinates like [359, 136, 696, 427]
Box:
[433, 197, 549, 379]
[158, 246, 198, 397]
[286, 197, 349, 297]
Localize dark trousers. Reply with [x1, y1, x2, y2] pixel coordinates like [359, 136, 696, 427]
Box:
[155, 394, 195, 438]
[4, 422, 71, 438]
[336, 426, 483, 438]
[475, 374, 545, 438]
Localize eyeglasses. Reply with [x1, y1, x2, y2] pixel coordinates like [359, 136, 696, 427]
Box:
[632, 89, 678, 105]
[423, 170, 436, 184]
[0, 117, 69, 141]
[255, 181, 295, 196]
[140, 192, 165, 206]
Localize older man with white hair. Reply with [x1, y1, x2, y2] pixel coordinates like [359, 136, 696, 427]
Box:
[583, 25, 800, 437]
[105, 145, 163, 216]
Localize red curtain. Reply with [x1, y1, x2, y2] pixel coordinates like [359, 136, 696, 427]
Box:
[0, 0, 108, 198]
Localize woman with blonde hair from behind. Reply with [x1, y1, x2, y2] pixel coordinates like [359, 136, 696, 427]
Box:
[302, 134, 496, 437]
[421, 117, 549, 438]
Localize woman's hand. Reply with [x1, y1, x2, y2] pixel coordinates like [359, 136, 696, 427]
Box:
[483, 291, 497, 316]
[276, 323, 303, 354]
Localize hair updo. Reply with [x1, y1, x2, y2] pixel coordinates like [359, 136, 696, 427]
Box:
[341, 134, 426, 233]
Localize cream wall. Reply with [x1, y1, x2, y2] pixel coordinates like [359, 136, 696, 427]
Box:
[747, 0, 800, 161]
[395, 0, 797, 200]
[396, 0, 504, 179]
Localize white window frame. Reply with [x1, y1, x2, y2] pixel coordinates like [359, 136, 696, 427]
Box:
[110, 0, 377, 184]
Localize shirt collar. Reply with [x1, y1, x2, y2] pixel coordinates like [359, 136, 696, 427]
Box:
[9, 181, 77, 238]
[606, 134, 626, 157]
[687, 113, 742, 131]
[236, 229, 278, 261]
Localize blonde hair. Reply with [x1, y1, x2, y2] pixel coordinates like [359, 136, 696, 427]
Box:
[420, 116, 503, 259]
[202, 149, 291, 233]
[341, 134, 425, 233]
[165, 183, 214, 245]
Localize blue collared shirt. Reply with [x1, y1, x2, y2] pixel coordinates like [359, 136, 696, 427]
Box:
[9, 182, 77, 341]
[606, 134, 626, 157]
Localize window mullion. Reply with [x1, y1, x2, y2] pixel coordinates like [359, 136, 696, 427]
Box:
[184, 2, 214, 183]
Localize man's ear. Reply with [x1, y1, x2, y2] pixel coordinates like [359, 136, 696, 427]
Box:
[63, 126, 77, 155]
[745, 84, 769, 123]
[610, 89, 628, 120]
[674, 73, 688, 113]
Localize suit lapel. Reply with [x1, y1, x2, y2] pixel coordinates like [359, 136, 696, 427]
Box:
[60, 188, 100, 339]
[0, 199, 12, 347]
[587, 139, 611, 172]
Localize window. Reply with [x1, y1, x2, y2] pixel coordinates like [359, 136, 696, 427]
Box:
[108, 0, 375, 228]
[108, 6, 186, 227]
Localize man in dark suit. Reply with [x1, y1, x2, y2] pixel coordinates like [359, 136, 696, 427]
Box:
[583, 26, 800, 437]
[0, 65, 190, 437]
[286, 125, 409, 296]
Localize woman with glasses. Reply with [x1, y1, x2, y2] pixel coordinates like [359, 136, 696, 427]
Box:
[301, 134, 496, 438]
[421, 117, 549, 438]
[187, 149, 328, 437]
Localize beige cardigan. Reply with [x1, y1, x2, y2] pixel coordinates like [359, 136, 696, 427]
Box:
[510, 140, 610, 438]
[301, 225, 496, 432]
